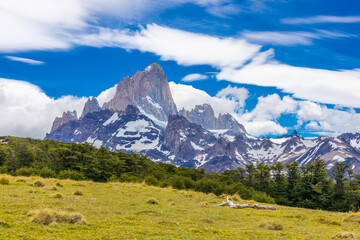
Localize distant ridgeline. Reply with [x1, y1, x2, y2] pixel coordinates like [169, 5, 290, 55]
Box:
[1, 136, 360, 212]
[45, 63, 360, 174]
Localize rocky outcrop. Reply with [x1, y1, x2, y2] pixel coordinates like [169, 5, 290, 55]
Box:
[81, 97, 101, 119]
[103, 63, 177, 121]
[50, 110, 78, 134]
[179, 103, 247, 135]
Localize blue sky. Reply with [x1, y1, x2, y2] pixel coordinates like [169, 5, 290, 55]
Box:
[0, 0, 359, 138]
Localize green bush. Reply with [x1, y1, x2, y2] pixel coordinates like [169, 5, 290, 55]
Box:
[39, 167, 56, 178]
[145, 176, 159, 186]
[15, 167, 39, 177]
[58, 170, 85, 181]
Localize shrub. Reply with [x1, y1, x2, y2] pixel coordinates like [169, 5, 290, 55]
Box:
[73, 190, 83, 196]
[159, 182, 170, 188]
[0, 176, 10, 185]
[55, 182, 63, 187]
[58, 170, 85, 181]
[29, 209, 86, 225]
[39, 167, 56, 178]
[34, 181, 45, 187]
[145, 176, 159, 186]
[52, 193, 63, 199]
[146, 198, 159, 204]
[15, 167, 39, 177]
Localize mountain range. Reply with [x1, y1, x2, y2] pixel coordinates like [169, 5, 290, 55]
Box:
[45, 63, 360, 173]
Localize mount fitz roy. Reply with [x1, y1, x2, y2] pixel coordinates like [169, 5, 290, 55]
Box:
[46, 63, 360, 173]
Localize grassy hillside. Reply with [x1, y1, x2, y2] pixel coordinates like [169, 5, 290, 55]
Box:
[0, 174, 358, 239]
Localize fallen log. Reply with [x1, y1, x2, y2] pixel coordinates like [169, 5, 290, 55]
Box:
[215, 197, 277, 210]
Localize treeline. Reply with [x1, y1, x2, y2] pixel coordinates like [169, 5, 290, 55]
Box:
[0, 136, 359, 212]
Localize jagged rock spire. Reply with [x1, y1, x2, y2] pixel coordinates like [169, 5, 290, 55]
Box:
[103, 62, 177, 121]
[81, 97, 101, 119]
[50, 110, 78, 133]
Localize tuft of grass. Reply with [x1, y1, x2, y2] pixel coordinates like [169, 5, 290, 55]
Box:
[260, 221, 284, 230]
[146, 198, 159, 204]
[344, 212, 360, 223]
[33, 181, 45, 187]
[332, 232, 355, 239]
[169, 201, 176, 206]
[0, 176, 10, 185]
[15, 179, 26, 183]
[55, 182, 63, 187]
[0, 220, 11, 228]
[317, 217, 341, 226]
[52, 193, 64, 199]
[73, 190, 83, 196]
[29, 208, 86, 225]
[200, 201, 208, 207]
[50, 186, 58, 191]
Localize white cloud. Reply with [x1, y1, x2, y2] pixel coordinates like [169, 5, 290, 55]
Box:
[236, 93, 360, 136]
[169, 82, 247, 117]
[0, 78, 87, 139]
[79, 24, 261, 68]
[5, 56, 45, 65]
[240, 94, 297, 122]
[217, 62, 360, 108]
[241, 120, 288, 136]
[206, 3, 242, 18]
[0, 0, 86, 52]
[241, 30, 355, 46]
[282, 15, 360, 25]
[96, 84, 117, 107]
[215, 85, 248, 111]
[182, 73, 208, 82]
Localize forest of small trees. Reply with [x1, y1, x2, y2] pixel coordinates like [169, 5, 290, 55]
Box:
[1, 136, 360, 212]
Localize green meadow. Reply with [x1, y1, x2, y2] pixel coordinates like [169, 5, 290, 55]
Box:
[0, 174, 359, 239]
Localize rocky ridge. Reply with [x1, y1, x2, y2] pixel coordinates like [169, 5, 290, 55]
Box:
[46, 63, 360, 173]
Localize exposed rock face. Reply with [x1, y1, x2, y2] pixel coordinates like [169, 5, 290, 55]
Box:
[46, 105, 162, 152]
[81, 97, 101, 119]
[179, 104, 247, 135]
[161, 115, 217, 166]
[103, 63, 177, 121]
[50, 110, 78, 134]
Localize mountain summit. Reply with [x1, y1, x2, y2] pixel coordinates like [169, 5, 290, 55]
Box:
[102, 63, 177, 121]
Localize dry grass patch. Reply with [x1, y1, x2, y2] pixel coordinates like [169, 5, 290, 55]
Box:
[344, 212, 360, 223]
[29, 208, 86, 225]
[332, 232, 355, 239]
[260, 221, 284, 230]
[73, 190, 83, 196]
[15, 179, 26, 183]
[146, 198, 158, 204]
[52, 193, 64, 199]
[317, 217, 341, 226]
[33, 181, 45, 187]
[55, 182, 63, 187]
